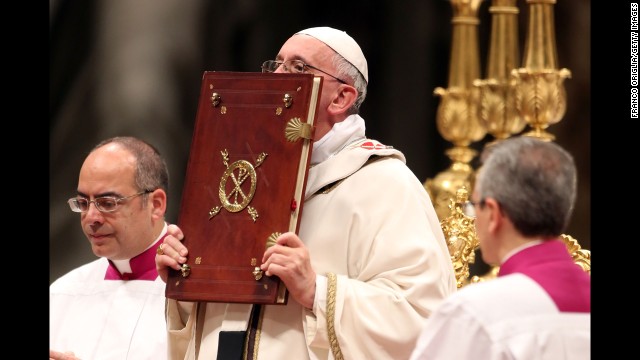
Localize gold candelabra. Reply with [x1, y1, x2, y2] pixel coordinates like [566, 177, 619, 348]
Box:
[431, 0, 575, 285]
[474, 0, 526, 142]
[512, 0, 571, 141]
[425, 0, 487, 221]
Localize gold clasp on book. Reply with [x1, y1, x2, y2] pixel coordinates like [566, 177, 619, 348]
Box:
[211, 92, 221, 107]
[283, 93, 292, 108]
[253, 267, 263, 280]
[180, 264, 191, 278]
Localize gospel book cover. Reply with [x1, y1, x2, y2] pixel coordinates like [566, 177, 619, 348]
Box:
[165, 71, 322, 304]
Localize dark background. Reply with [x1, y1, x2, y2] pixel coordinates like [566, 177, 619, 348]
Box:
[50, 0, 590, 283]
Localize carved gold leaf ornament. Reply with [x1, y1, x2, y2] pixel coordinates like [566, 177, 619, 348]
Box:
[512, 69, 571, 141]
[474, 79, 526, 140]
[561, 234, 591, 274]
[434, 87, 486, 147]
[440, 187, 479, 288]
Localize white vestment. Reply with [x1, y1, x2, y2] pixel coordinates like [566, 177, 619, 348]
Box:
[50, 227, 169, 360]
[410, 274, 591, 360]
[166, 118, 456, 359]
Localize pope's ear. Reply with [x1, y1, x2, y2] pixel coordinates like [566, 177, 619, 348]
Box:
[329, 85, 358, 115]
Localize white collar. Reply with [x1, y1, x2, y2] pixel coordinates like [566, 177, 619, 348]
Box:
[311, 114, 366, 165]
[111, 222, 168, 274]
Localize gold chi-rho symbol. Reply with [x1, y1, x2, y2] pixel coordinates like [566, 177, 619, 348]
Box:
[209, 149, 267, 222]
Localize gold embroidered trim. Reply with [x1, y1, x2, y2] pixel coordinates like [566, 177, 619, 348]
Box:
[242, 305, 264, 360]
[252, 306, 263, 360]
[326, 272, 344, 360]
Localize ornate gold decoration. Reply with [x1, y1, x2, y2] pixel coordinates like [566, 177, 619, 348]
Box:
[440, 187, 479, 288]
[560, 234, 591, 274]
[208, 206, 221, 218]
[285, 117, 313, 142]
[283, 93, 292, 108]
[210, 92, 221, 107]
[326, 273, 344, 360]
[220, 160, 257, 211]
[195, 257, 202, 265]
[253, 267, 263, 280]
[511, 0, 571, 141]
[208, 149, 267, 221]
[431, 0, 589, 286]
[180, 264, 191, 278]
[267, 232, 281, 248]
[425, 0, 487, 220]
[276, 107, 283, 115]
[474, 0, 526, 142]
[247, 206, 258, 222]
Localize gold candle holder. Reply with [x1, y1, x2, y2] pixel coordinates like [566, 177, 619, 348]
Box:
[474, 0, 526, 141]
[511, 0, 571, 141]
[425, 0, 487, 220]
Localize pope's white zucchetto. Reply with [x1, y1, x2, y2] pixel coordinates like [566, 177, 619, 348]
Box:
[295, 27, 368, 84]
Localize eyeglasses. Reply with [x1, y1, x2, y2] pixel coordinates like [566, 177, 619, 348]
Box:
[68, 190, 153, 213]
[261, 59, 347, 84]
[462, 199, 485, 218]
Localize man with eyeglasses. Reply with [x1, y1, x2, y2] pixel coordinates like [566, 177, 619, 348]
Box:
[50, 136, 171, 360]
[156, 26, 456, 360]
[410, 136, 591, 360]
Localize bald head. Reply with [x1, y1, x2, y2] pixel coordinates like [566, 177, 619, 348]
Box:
[75, 136, 169, 260]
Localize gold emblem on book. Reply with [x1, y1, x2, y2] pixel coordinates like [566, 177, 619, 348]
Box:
[285, 117, 313, 141]
[209, 149, 267, 221]
[267, 232, 281, 248]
